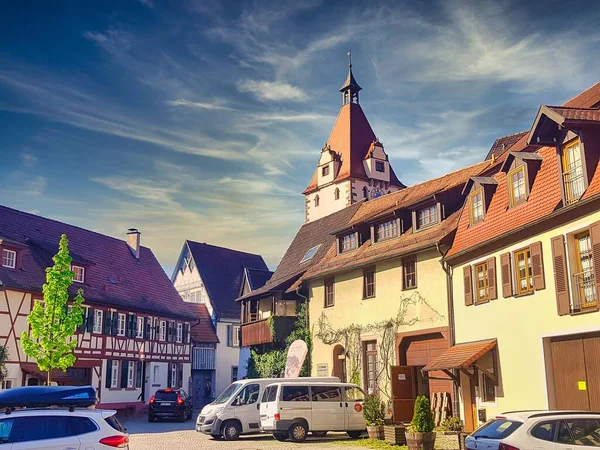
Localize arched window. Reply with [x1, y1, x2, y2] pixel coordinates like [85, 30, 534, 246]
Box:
[363, 186, 368, 199]
[314, 195, 320, 207]
[334, 188, 340, 200]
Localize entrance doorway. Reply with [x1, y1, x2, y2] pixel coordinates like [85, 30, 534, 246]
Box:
[332, 345, 346, 382]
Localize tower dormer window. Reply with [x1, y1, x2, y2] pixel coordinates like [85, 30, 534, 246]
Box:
[322, 165, 330, 177]
[376, 161, 385, 173]
[2, 249, 16, 269]
[314, 195, 320, 207]
[334, 188, 340, 200]
[363, 186, 368, 199]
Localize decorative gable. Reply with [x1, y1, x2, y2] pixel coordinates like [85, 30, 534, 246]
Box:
[363, 141, 391, 183]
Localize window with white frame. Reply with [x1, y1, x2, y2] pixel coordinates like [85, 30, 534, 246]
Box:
[153, 365, 159, 384]
[117, 313, 126, 336]
[71, 265, 85, 283]
[93, 309, 103, 334]
[111, 361, 119, 388]
[160, 321, 166, 341]
[171, 363, 177, 387]
[176, 323, 183, 343]
[232, 325, 240, 347]
[1, 249, 16, 269]
[127, 361, 135, 388]
[0, 380, 13, 390]
[136, 317, 144, 338]
[153, 318, 158, 340]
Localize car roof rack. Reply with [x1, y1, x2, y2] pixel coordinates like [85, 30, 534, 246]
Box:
[0, 386, 97, 413]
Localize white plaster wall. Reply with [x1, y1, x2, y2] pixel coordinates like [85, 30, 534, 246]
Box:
[215, 320, 240, 396]
[173, 254, 212, 315]
[305, 180, 351, 222]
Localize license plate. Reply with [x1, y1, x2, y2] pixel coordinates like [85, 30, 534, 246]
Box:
[160, 402, 171, 406]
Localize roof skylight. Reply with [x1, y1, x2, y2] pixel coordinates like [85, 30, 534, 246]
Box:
[300, 245, 321, 264]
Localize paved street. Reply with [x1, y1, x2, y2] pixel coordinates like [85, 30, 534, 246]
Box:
[122, 415, 368, 450]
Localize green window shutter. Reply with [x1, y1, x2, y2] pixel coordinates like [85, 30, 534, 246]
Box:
[120, 361, 128, 388]
[167, 363, 172, 387]
[86, 308, 94, 333]
[136, 361, 143, 388]
[105, 360, 112, 389]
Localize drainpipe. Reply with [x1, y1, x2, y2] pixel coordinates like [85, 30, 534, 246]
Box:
[295, 285, 311, 375]
[437, 243, 460, 419]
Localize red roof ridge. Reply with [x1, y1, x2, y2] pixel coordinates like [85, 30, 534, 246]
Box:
[562, 80, 600, 107]
[402, 159, 490, 191]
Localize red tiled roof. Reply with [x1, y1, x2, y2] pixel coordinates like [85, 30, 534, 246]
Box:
[423, 339, 496, 371]
[547, 106, 600, 122]
[563, 80, 600, 108]
[187, 303, 219, 344]
[484, 131, 528, 161]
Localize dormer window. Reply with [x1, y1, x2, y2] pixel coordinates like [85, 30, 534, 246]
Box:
[562, 138, 585, 205]
[376, 219, 399, 241]
[509, 166, 527, 207]
[417, 205, 438, 229]
[322, 165, 330, 177]
[334, 188, 340, 200]
[339, 232, 358, 253]
[469, 189, 484, 225]
[375, 161, 385, 173]
[2, 249, 16, 269]
[72, 265, 85, 283]
[314, 195, 320, 207]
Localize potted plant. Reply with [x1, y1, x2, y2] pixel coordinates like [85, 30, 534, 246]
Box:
[362, 394, 386, 440]
[406, 396, 436, 450]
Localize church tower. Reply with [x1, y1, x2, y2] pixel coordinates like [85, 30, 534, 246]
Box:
[303, 56, 405, 222]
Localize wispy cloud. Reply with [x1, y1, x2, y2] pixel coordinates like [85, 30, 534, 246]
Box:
[139, 0, 154, 9]
[237, 80, 307, 102]
[166, 98, 234, 111]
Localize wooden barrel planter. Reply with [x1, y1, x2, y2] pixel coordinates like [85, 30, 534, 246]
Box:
[405, 431, 436, 450]
[384, 425, 406, 445]
[367, 425, 385, 440]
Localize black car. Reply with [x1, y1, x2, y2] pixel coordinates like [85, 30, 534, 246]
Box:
[148, 388, 193, 422]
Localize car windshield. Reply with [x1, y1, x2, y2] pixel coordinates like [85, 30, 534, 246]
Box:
[472, 419, 523, 439]
[213, 382, 242, 405]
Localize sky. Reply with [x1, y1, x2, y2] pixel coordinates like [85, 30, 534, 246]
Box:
[1, 0, 600, 273]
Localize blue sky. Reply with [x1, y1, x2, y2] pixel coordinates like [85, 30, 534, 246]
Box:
[1, 0, 600, 272]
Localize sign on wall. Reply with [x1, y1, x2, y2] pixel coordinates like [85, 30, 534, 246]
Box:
[316, 363, 329, 377]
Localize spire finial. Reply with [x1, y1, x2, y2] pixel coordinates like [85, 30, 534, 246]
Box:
[347, 50, 352, 69]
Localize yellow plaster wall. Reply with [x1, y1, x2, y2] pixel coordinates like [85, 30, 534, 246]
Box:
[452, 211, 600, 420]
[309, 247, 449, 397]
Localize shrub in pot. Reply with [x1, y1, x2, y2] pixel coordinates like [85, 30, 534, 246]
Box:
[362, 394, 385, 440]
[406, 396, 436, 450]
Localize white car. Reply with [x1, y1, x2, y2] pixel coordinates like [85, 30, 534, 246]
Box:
[466, 411, 600, 450]
[0, 385, 129, 449]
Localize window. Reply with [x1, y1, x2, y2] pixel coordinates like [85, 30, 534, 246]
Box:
[474, 262, 488, 303]
[363, 269, 375, 298]
[136, 316, 144, 338]
[340, 233, 358, 253]
[471, 419, 523, 440]
[153, 365, 159, 384]
[324, 278, 335, 307]
[8, 416, 72, 443]
[363, 341, 378, 394]
[71, 265, 85, 283]
[417, 205, 438, 229]
[300, 244, 321, 263]
[0, 418, 13, 444]
[573, 231, 597, 308]
[531, 422, 556, 442]
[233, 383, 260, 406]
[509, 166, 527, 206]
[376, 219, 399, 241]
[363, 186, 368, 199]
[312, 385, 342, 401]
[481, 373, 495, 403]
[232, 325, 240, 347]
[344, 386, 365, 401]
[93, 309, 103, 334]
[403, 257, 417, 290]
[375, 161, 385, 173]
[469, 189, 484, 225]
[262, 385, 278, 403]
[562, 139, 586, 205]
[314, 195, 320, 207]
[1, 249, 16, 269]
[514, 248, 533, 295]
[67, 416, 98, 435]
[117, 313, 126, 336]
[176, 323, 183, 343]
[322, 165, 330, 177]
[127, 361, 135, 388]
[171, 363, 177, 387]
[160, 321, 166, 341]
[334, 188, 340, 200]
[231, 366, 238, 383]
[558, 419, 600, 446]
[111, 360, 119, 388]
[282, 385, 310, 402]
[0, 380, 13, 390]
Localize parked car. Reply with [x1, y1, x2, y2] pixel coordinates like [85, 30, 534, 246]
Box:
[148, 388, 193, 422]
[259, 381, 367, 442]
[0, 385, 129, 449]
[196, 377, 340, 441]
[466, 411, 600, 450]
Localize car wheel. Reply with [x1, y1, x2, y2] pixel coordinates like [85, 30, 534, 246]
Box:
[222, 421, 241, 441]
[289, 422, 308, 442]
[273, 433, 288, 441]
[178, 411, 186, 423]
[347, 430, 363, 439]
[312, 431, 328, 437]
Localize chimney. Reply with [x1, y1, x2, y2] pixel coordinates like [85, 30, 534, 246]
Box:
[127, 228, 141, 259]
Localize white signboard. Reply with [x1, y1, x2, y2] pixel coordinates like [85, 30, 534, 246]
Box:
[284, 340, 309, 378]
[316, 363, 329, 377]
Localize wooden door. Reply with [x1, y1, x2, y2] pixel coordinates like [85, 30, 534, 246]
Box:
[583, 336, 600, 410]
[551, 338, 590, 410]
[391, 365, 415, 423]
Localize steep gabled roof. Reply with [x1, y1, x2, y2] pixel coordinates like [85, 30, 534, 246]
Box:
[187, 303, 219, 344]
[186, 241, 267, 319]
[0, 205, 194, 319]
[484, 131, 528, 161]
[245, 268, 273, 291]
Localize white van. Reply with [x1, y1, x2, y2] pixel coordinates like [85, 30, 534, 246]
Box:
[260, 381, 367, 442]
[196, 377, 339, 440]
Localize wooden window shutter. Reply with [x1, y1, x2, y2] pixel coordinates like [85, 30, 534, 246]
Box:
[486, 257, 497, 300]
[111, 312, 119, 336]
[120, 360, 128, 388]
[589, 221, 600, 301]
[167, 363, 172, 387]
[500, 253, 512, 298]
[105, 360, 112, 389]
[144, 318, 151, 340]
[464, 266, 473, 306]
[86, 308, 94, 333]
[178, 363, 183, 389]
[530, 241, 546, 290]
[104, 312, 112, 335]
[227, 324, 233, 347]
[551, 235, 570, 316]
[136, 361, 143, 388]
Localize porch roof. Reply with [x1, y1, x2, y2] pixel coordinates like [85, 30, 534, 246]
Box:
[423, 339, 496, 371]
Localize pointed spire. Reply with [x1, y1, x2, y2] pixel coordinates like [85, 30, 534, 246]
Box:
[340, 51, 362, 105]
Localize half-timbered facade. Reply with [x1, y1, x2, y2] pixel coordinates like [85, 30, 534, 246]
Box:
[0, 205, 198, 412]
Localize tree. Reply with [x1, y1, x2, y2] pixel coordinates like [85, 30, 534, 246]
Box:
[0, 346, 8, 385]
[21, 234, 85, 384]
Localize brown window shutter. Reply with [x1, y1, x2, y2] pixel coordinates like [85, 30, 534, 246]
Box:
[530, 241, 546, 290]
[551, 235, 570, 316]
[589, 221, 600, 301]
[486, 257, 497, 300]
[464, 265, 473, 306]
[500, 253, 512, 298]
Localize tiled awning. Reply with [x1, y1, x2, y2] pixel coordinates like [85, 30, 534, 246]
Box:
[423, 339, 497, 372]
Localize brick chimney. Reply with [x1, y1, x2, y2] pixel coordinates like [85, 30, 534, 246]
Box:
[127, 228, 141, 259]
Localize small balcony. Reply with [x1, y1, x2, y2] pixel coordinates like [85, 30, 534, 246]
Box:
[571, 269, 598, 312]
[241, 316, 297, 347]
[563, 169, 585, 205]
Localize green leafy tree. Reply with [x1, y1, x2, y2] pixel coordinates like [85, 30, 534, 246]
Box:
[21, 234, 85, 384]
